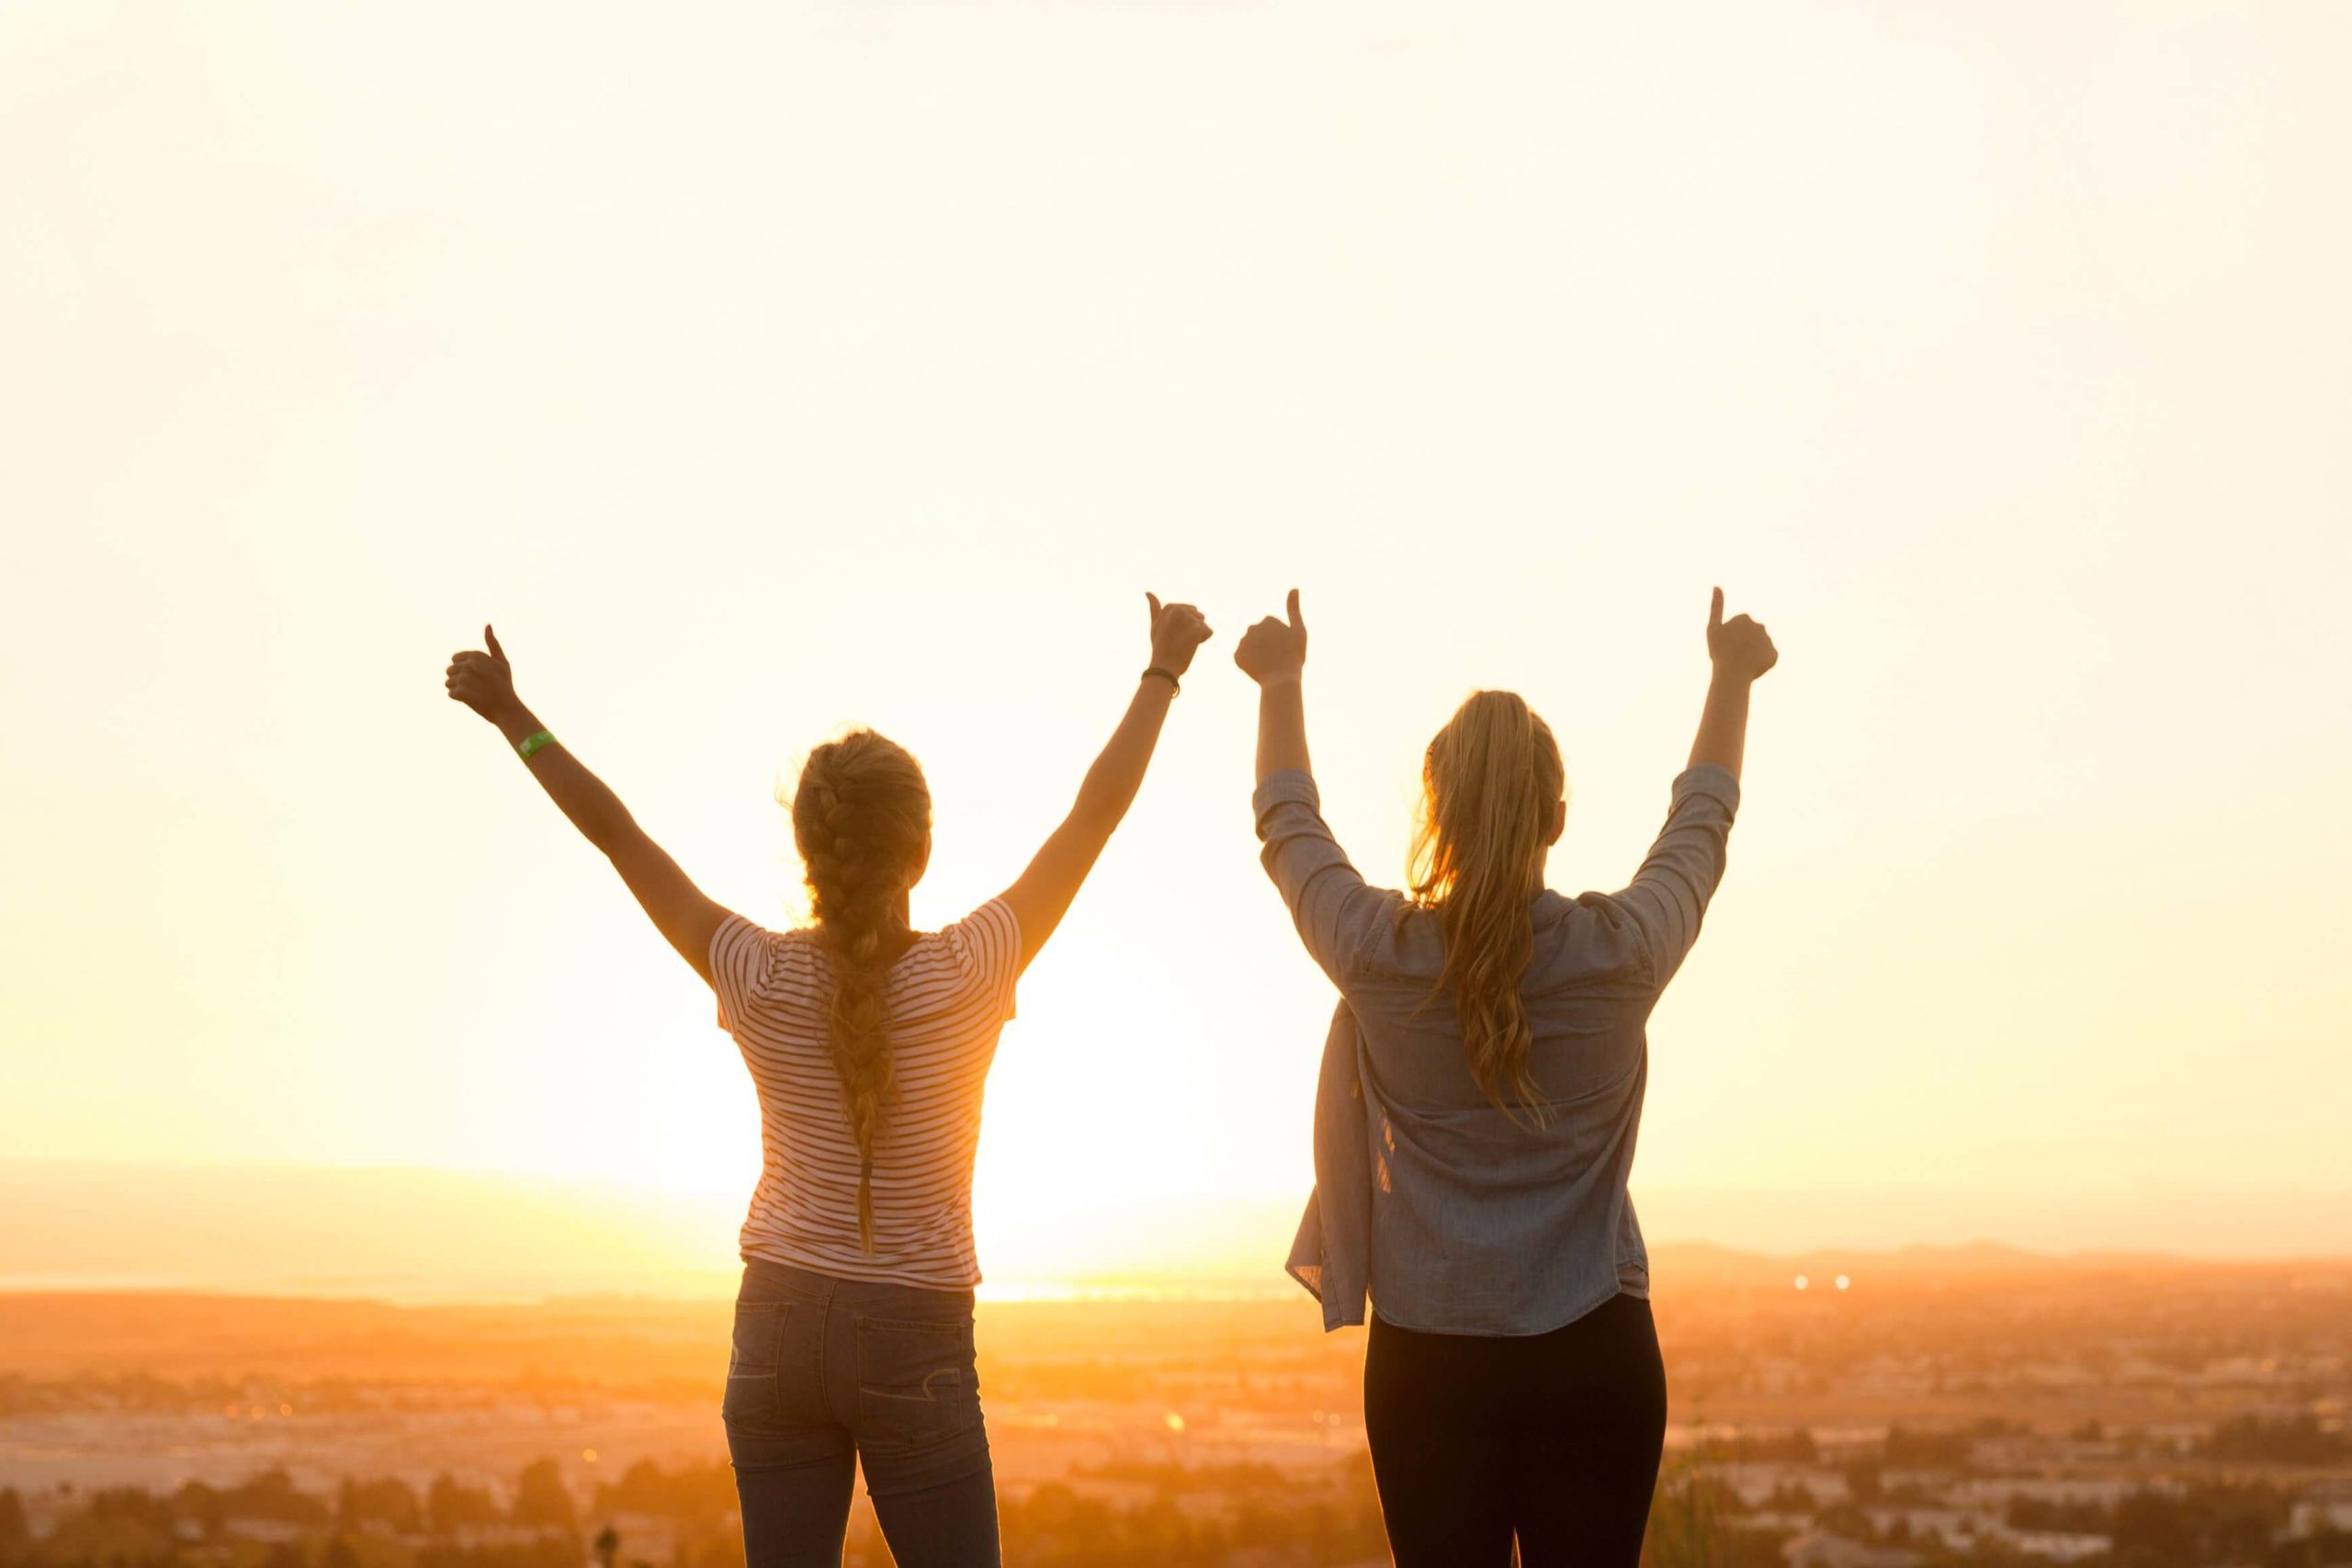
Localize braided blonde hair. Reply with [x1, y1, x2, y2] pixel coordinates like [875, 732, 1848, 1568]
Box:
[1406, 691, 1566, 1125]
[787, 730, 933, 1251]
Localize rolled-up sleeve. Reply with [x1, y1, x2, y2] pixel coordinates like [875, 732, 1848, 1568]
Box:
[1614, 763, 1741, 988]
[1254, 770, 1394, 985]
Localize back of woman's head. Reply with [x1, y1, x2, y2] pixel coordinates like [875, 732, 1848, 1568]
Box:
[1407, 690, 1566, 1124]
[787, 729, 933, 1250]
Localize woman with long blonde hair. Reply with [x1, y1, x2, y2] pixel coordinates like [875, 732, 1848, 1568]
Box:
[446, 593, 1212, 1567]
[1237, 587, 1778, 1567]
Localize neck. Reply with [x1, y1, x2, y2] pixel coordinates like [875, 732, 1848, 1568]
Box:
[822, 893, 912, 949]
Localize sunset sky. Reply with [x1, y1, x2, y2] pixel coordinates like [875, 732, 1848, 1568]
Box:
[5, 1, 2348, 1289]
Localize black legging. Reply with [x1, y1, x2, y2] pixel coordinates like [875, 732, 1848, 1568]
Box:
[1363, 1292, 1668, 1567]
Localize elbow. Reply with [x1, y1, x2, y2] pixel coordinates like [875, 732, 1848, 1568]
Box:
[1064, 800, 1122, 845]
[1069, 775, 1135, 832]
[585, 809, 640, 857]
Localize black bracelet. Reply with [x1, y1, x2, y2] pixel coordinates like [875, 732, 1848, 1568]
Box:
[1141, 666, 1182, 694]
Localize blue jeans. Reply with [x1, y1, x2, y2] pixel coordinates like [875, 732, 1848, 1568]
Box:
[722, 1258, 1000, 1567]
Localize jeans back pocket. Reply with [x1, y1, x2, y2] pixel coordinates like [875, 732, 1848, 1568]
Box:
[854, 1314, 980, 1450]
[720, 1301, 792, 1438]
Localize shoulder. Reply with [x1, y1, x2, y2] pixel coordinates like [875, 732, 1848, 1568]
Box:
[711, 915, 821, 1032]
[719, 917, 831, 991]
[933, 898, 1021, 973]
[725, 914, 820, 958]
[920, 898, 1022, 1023]
[1327, 890, 1438, 986]
[1532, 891, 1657, 989]
[713, 913, 775, 976]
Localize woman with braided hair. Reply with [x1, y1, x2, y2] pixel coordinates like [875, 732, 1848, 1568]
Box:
[444, 592, 1214, 1567]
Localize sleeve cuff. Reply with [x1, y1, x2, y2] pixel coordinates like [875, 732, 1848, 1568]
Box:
[1252, 768, 1322, 830]
[1670, 762, 1741, 817]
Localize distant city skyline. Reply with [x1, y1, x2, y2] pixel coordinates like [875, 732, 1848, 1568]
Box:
[5, 1253, 2346, 1566]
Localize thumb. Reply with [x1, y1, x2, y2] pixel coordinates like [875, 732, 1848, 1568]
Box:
[1286, 588, 1304, 633]
[1708, 588, 1724, 631]
[1147, 592, 1162, 628]
[485, 624, 506, 663]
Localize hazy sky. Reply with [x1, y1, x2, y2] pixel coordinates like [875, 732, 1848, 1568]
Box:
[5, 1, 2348, 1280]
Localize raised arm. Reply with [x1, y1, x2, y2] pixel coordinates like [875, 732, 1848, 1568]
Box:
[1237, 589, 1311, 784]
[445, 626, 734, 987]
[1616, 589, 1778, 986]
[1236, 590, 1390, 983]
[999, 594, 1214, 971]
[1688, 586, 1778, 780]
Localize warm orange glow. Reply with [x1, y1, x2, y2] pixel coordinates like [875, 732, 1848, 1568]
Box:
[5, 1, 2349, 1296]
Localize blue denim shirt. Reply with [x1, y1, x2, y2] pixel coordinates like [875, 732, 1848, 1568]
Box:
[1258, 763, 1741, 1337]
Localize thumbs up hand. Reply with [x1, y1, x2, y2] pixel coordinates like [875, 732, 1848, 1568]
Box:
[1235, 589, 1309, 685]
[445, 623, 524, 722]
[1706, 588, 1778, 682]
[1145, 592, 1215, 679]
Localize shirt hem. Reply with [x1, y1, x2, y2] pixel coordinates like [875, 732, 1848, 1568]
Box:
[1366, 1275, 1649, 1339]
[741, 1239, 981, 1293]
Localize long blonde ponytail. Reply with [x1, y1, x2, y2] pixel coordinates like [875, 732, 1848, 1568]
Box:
[788, 731, 932, 1251]
[1406, 690, 1566, 1124]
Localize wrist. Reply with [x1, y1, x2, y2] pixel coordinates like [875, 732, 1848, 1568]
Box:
[1252, 671, 1304, 690]
[489, 702, 538, 742]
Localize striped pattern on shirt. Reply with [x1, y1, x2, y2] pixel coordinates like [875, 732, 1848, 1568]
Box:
[709, 899, 1021, 1290]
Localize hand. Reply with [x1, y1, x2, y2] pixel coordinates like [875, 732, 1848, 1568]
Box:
[1707, 588, 1778, 682]
[1234, 589, 1308, 685]
[1145, 592, 1215, 678]
[446, 624, 522, 721]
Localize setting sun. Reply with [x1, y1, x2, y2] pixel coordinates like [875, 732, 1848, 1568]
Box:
[6, 1, 2351, 1293]
[6, 5, 2351, 1565]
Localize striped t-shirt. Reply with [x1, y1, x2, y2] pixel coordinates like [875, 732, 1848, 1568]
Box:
[708, 899, 1022, 1290]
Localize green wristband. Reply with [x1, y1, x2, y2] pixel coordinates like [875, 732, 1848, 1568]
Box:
[516, 729, 558, 761]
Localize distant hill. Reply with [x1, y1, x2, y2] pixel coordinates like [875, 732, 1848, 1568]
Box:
[1643, 1239, 2252, 1287]
[4, 1159, 2346, 1302]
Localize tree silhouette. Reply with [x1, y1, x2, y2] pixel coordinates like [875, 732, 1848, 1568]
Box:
[0, 1489, 29, 1566]
[514, 1461, 576, 1530]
